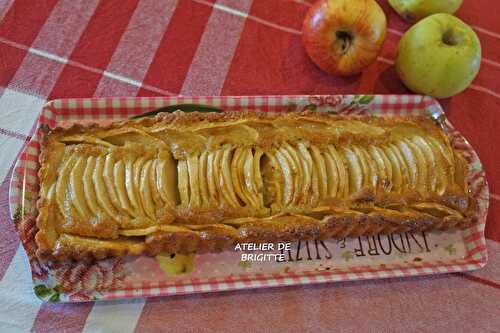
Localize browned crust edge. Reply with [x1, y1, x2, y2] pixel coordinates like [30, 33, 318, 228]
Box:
[34, 110, 477, 263]
[35, 125, 56, 261]
[46, 211, 475, 263]
[44, 110, 447, 141]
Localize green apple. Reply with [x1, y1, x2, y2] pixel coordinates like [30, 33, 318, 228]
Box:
[389, 0, 463, 21]
[396, 13, 481, 98]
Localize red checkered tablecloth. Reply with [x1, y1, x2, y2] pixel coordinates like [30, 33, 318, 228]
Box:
[0, 0, 498, 332]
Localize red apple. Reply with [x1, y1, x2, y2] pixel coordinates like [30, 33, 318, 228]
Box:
[302, 0, 387, 76]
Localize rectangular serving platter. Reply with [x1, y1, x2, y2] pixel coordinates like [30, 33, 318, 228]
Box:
[9, 95, 489, 302]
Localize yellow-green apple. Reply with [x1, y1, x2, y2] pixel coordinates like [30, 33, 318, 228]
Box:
[302, 0, 387, 76]
[396, 13, 481, 98]
[389, 0, 463, 21]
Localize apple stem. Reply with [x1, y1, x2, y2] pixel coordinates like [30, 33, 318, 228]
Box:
[442, 29, 459, 46]
[335, 31, 352, 54]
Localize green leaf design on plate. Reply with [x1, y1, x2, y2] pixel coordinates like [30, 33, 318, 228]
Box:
[34, 284, 62, 302]
[357, 95, 375, 105]
[49, 293, 60, 303]
[12, 206, 23, 225]
[130, 103, 222, 119]
[302, 104, 317, 112]
[34, 285, 51, 298]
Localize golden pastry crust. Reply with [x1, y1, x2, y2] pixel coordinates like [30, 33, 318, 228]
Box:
[35, 111, 477, 262]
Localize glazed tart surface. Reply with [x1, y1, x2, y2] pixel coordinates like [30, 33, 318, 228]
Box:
[35, 111, 475, 261]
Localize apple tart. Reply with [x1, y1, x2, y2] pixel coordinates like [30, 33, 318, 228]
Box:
[36, 111, 476, 261]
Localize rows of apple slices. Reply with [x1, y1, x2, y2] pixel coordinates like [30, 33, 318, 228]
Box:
[177, 145, 265, 209]
[343, 135, 455, 196]
[263, 135, 455, 209]
[387, 136, 454, 194]
[56, 150, 178, 225]
[262, 141, 353, 208]
[56, 135, 455, 223]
